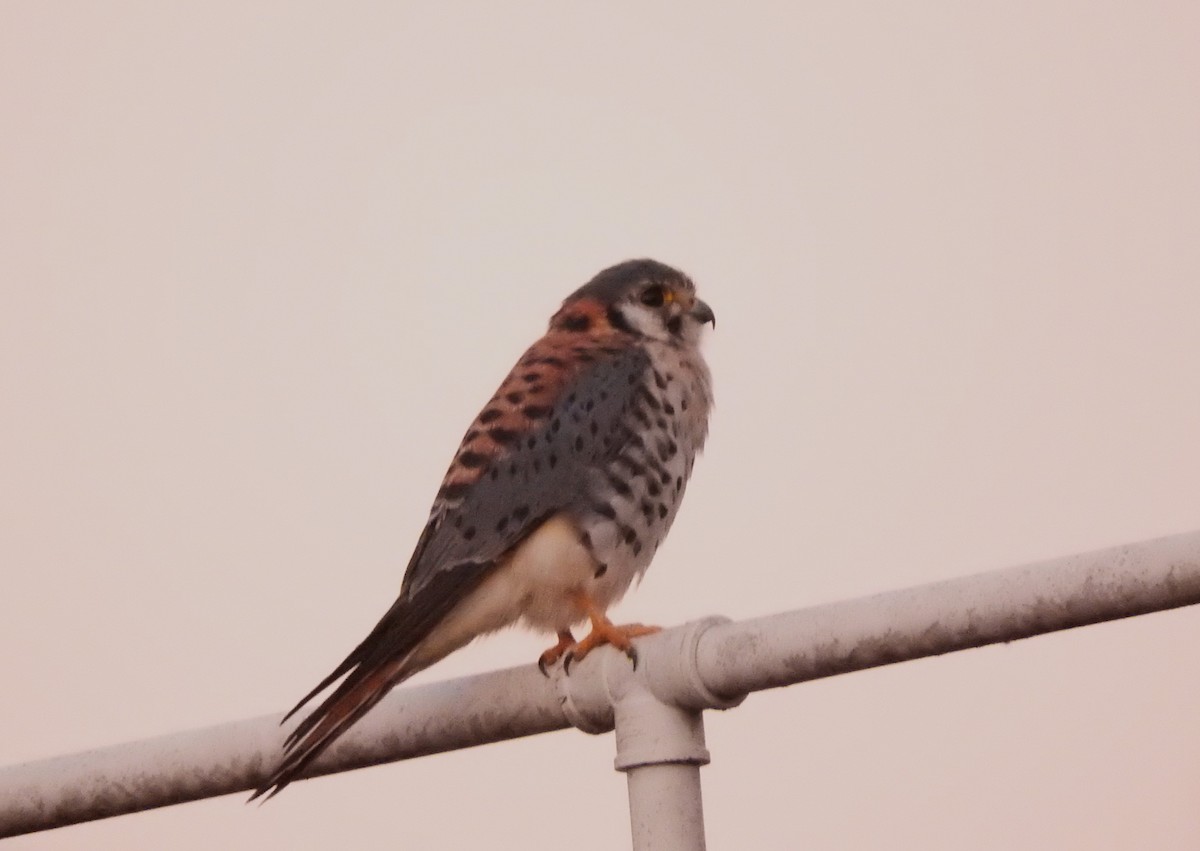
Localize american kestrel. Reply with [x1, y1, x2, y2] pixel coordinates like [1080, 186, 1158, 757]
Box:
[253, 259, 715, 799]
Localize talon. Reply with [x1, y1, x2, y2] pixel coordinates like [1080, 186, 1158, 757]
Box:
[563, 651, 575, 675]
[563, 592, 661, 671]
[537, 629, 577, 676]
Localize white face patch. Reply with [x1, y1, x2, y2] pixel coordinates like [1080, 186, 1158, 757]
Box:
[611, 298, 705, 344]
[613, 302, 673, 341]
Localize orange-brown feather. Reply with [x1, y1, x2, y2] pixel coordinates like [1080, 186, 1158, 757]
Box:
[252, 657, 408, 800]
[436, 298, 630, 497]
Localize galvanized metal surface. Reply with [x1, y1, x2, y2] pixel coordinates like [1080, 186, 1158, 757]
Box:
[625, 762, 708, 851]
[695, 530, 1200, 700]
[0, 664, 569, 838]
[612, 685, 711, 851]
[3, 529, 1199, 839]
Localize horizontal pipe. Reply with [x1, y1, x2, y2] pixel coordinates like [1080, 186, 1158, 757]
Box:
[3, 528, 1200, 837]
[695, 529, 1200, 700]
[0, 664, 569, 838]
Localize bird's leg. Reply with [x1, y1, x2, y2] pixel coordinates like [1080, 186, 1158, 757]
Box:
[563, 593, 660, 673]
[537, 630, 577, 677]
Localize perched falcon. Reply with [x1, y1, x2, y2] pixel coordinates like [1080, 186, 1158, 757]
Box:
[253, 259, 715, 799]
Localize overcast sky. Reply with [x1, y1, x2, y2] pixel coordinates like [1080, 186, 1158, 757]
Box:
[3, 2, 1200, 848]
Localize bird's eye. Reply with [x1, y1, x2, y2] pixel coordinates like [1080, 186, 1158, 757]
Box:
[640, 285, 667, 307]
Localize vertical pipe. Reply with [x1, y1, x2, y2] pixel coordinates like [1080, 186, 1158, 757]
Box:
[613, 689, 710, 851]
[625, 762, 707, 851]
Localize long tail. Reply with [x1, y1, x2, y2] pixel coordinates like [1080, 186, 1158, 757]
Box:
[251, 561, 496, 801]
[250, 651, 416, 801]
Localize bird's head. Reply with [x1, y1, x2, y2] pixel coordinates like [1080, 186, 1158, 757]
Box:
[552, 259, 715, 346]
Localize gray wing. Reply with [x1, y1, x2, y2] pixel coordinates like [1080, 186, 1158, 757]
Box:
[267, 344, 651, 766]
[401, 343, 651, 597]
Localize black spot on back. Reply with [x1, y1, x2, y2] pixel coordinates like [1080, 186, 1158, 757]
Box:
[489, 427, 519, 446]
[561, 313, 592, 332]
[459, 451, 488, 469]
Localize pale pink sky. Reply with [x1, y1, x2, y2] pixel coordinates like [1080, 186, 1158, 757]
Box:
[3, 3, 1200, 848]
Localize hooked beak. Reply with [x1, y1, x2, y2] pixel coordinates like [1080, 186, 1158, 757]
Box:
[691, 298, 716, 328]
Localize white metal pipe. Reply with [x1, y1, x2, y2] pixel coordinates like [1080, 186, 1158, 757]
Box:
[0, 664, 570, 838]
[694, 529, 1200, 701]
[3, 528, 1200, 838]
[625, 763, 707, 851]
[607, 670, 713, 850]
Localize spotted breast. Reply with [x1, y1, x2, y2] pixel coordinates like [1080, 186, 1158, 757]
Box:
[570, 338, 713, 615]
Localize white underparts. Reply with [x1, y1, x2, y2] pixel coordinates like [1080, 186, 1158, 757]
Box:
[408, 514, 598, 668]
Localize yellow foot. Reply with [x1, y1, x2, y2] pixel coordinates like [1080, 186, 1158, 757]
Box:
[537, 630, 576, 677]
[563, 621, 661, 673]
